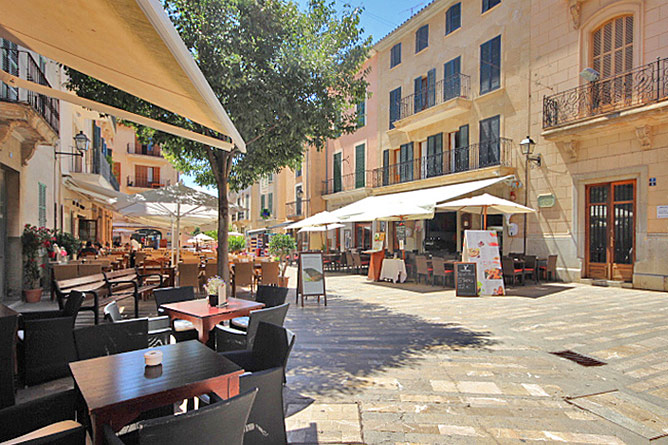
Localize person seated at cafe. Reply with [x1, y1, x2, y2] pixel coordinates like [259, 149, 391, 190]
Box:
[78, 241, 98, 257]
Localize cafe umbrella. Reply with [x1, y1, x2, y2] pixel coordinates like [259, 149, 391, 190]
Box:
[436, 193, 536, 229]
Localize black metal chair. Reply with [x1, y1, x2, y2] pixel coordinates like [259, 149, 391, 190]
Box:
[17, 290, 85, 386]
[220, 322, 296, 383]
[523, 255, 539, 284]
[230, 285, 288, 331]
[216, 303, 290, 352]
[502, 257, 523, 286]
[104, 301, 171, 346]
[153, 286, 198, 342]
[0, 389, 86, 445]
[103, 389, 258, 445]
[0, 307, 18, 409]
[74, 318, 148, 361]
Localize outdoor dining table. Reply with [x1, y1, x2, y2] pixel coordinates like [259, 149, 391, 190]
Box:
[70, 340, 243, 445]
[379, 258, 407, 283]
[160, 298, 265, 344]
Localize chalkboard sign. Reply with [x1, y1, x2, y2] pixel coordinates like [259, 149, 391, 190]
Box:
[455, 262, 478, 297]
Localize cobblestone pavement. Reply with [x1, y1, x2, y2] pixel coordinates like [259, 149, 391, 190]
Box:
[283, 271, 668, 444]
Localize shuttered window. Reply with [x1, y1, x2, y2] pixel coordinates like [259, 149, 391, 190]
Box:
[268, 193, 273, 216]
[482, 0, 500, 13]
[355, 144, 365, 188]
[382, 149, 390, 186]
[389, 87, 402, 129]
[356, 100, 366, 128]
[38, 183, 47, 227]
[592, 16, 633, 79]
[480, 35, 501, 94]
[260, 194, 266, 216]
[426, 133, 443, 178]
[399, 143, 414, 182]
[444, 56, 461, 100]
[446, 3, 461, 35]
[479, 115, 500, 167]
[415, 25, 429, 53]
[390, 43, 402, 68]
[1, 39, 18, 100]
[333, 152, 342, 193]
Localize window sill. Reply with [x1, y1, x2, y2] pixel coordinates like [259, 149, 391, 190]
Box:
[481, 3, 501, 16]
[445, 27, 461, 37]
[477, 86, 504, 101]
[415, 46, 430, 56]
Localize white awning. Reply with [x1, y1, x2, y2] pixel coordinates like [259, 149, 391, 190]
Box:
[332, 176, 515, 222]
[0, 0, 245, 152]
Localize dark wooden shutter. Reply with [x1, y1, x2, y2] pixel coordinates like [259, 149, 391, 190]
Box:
[444, 56, 461, 100]
[382, 149, 390, 186]
[446, 3, 461, 34]
[414, 77, 423, 113]
[427, 69, 436, 107]
[333, 152, 342, 192]
[389, 87, 401, 128]
[480, 36, 501, 94]
[355, 144, 365, 188]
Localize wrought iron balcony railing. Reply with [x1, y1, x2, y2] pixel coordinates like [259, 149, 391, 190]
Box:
[322, 170, 375, 195]
[0, 47, 60, 133]
[127, 143, 162, 157]
[543, 57, 668, 129]
[399, 73, 471, 121]
[93, 149, 120, 191]
[286, 199, 310, 218]
[370, 138, 513, 188]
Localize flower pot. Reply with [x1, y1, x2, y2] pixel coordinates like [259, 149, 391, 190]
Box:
[208, 294, 219, 306]
[23, 288, 43, 303]
[278, 276, 290, 288]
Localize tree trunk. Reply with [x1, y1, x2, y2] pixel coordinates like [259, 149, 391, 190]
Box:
[207, 148, 231, 293]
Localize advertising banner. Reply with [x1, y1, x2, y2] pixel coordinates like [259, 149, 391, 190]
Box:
[462, 230, 505, 296]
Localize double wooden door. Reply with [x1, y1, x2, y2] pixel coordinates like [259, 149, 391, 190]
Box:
[585, 180, 635, 281]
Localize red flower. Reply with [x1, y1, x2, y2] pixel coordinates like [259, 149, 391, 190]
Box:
[40, 264, 46, 269]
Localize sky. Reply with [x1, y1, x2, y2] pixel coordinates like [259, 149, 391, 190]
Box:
[182, 0, 425, 195]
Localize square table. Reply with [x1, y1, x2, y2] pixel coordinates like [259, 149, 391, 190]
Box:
[161, 298, 265, 344]
[70, 341, 243, 445]
[379, 258, 407, 283]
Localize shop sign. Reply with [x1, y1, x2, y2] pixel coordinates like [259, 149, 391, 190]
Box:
[658, 206, 668, 219]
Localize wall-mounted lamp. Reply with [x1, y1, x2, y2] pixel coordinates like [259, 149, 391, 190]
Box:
[55, 131, 91, 157]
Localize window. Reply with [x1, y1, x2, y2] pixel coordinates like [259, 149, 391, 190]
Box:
[295, 185, 303, 216]
[268, 193, 273, 216]
[446, 3, 461, 35]
[1, 39, 18, 100]
[382, 149, 390, 186]
[591, 16, 634, 110]
[333, 152, 342, 193]
[389, 87, 402, 129]
[414, 69, 436, 114]
[482, 0, 500, 13]
[425, 133, 443, 178]
[355, 143, 365, 188]
[479, 115, 500, 167]
[415, 25, 429, 53]
[295, 165, 302, 177]
[356, 99, 366, 128]
[38, 183, 47, 227]
[453, 124, 469, 172]
[480, 35, 501, 94]
[399, 142, 414, 182]
[444, 56, 461, 100]
[390, 43, 402, 68]
[260, 194, 266, 216]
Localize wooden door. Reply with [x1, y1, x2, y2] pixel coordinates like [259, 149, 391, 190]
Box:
[585, 180, 635, 281]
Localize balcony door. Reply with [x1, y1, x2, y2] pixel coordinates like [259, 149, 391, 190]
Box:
[585, 180, 635, 281]
[453, 124, 469, 172]
[479, 115, 500, 167]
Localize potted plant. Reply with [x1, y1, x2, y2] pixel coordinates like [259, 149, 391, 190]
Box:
[260, 208, 271, 220]
[21, 224, 52, 303]
[268, 233, 296, 287]
[54, 231, 81, 260]
[204, 276, 227, 307]
[228, 235, 246, 253]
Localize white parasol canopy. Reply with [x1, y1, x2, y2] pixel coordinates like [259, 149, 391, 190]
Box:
[228, 231, 244, 237]
[187, 233, 215, 243]
[436, 193, 536, 229]
[297, 223, 345, 233]
[286, 211, 341, 230]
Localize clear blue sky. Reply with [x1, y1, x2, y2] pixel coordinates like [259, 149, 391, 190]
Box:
[183, 0, 422, 193]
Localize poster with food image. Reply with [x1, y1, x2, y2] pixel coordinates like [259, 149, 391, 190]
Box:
[462, 230, 505, 296]
[299, 252, 326, 296]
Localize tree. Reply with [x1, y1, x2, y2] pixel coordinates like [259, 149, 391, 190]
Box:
[66, 0, 370, 285]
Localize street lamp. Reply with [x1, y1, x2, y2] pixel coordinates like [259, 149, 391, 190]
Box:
[55, 131, 90, 157]
[520, 136, 541, 255]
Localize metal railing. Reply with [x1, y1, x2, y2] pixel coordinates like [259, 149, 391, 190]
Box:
[0, 47, 60, 132]
[322, 170, 375, 195]
[286, 199, 310, 218]
[127, 143, 162, 157]
[399, 73, 470, 120]
[543, 57, 668, 129]
[128, 175, 169, 188]
[93, 149, 120, 191]
[370, 138, 513, 188]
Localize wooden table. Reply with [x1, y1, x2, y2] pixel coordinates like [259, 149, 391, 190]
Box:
[70, 341, 243, 445]
[161, 298, 265, 344]
[363, 250, 384, 281]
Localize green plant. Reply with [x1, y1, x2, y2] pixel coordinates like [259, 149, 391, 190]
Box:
[268, 234, 296, 277]
[204, 230, 218, 240]
[21, 224, 53, 288]
[54, 231, 81, 259]
[228, 235, 245, 253]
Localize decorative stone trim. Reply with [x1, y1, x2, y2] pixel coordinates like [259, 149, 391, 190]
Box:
[635, 125, 652, 149]
[556, 139, 578, 161]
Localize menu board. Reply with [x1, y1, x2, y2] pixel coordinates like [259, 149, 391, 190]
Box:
[455, 262, 477, 297]
[372, 232, 385, 251]
[297, 252, 327, 306]
[462, 230, 505, 296]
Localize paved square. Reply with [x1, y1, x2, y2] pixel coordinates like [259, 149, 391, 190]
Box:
[283, 271, 668, 444]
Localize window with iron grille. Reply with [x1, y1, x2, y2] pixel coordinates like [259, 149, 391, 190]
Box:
[390, 43, 402, 68]
[482, 0, 500, 13]
[480, 35, 501, 94]
[415, 25, 429, 53]
[446, 3, 461, 35]
[38, 183, 47, 227]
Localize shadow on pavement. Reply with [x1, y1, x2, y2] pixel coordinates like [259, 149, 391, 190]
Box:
[504, 284, 575, 299]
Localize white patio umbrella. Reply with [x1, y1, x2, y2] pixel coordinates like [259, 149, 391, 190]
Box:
[436, 193, 536, 229]
[228, 231, 244, 237]
[297, 223, 345, 233]
[286, 211, 341, 230]
[187, 233, 215, 244]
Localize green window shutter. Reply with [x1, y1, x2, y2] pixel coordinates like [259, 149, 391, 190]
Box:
[382, 149, 390, 186]
[355, 144, 365, 188]
[333, 152, 342, 193]
[356, 100, 366, 128]
[414, 76, 423, 113]
[427, 68, 436, 107]
[38, 182, 47, 227]
[261, 194, 265, 216]
[268, 193, 273, 215]
[389, 87, 401, 129]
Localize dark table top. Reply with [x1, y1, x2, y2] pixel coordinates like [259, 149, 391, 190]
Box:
[0, 304, 19, 318]
[69, 340, 242, 413]
[161, 298, 264, 320]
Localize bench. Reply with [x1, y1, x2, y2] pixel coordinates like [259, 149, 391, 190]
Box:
[53, 268, 163, 324]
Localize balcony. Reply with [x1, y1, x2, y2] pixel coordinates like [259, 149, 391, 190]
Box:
[322, 170, 375, 196]
[128, 175, 169, 189]
[543, 58, 668, 130]
[391, 74, 471, 136]
[370, 138, 513, 188]
[0, 47, 59, 133]
[127, 143, 162, 157]
[286, 199, 310, 218]
[69, 148, 119, 192]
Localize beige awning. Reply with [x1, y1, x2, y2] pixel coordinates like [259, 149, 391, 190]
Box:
[0, 0, 245, 152]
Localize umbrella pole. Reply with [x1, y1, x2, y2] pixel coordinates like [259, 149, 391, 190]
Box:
[170, 218, 175, 266]
[175, 204, 181, 285]
[483, 206, 488, 230]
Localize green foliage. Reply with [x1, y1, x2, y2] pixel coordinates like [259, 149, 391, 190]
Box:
[191, 227, 201, 236]
[228, 235, 246, 253]
[268, 234, 296, 277]
[54, 231, 82, 259]
[204, 230, 218, 240]
[21, 224, 53, 288]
